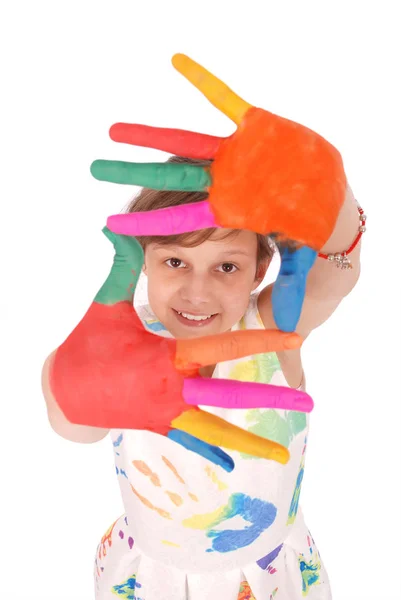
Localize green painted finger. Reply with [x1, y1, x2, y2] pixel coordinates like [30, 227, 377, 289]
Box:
[94, 227, 144, 305]
[90, 160, 211, 191]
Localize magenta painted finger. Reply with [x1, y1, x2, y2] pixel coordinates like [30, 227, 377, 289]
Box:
[182, 378, 314, 412]
[107, 200, 220, 236]
[109, 123, 222, 159]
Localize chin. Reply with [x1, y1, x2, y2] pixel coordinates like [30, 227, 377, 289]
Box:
[174, 318, 225, 339]
[175, 324, 216, 339]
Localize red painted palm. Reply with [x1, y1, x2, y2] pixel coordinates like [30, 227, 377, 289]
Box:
[50, 229, 313, 472]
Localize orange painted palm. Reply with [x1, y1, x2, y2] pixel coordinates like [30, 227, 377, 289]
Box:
[91, 53, 346, 248]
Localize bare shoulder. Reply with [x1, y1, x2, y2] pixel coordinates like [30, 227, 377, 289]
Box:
[257, 286, 305, 389]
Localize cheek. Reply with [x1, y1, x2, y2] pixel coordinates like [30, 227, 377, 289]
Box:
[220, 284, 252, 314]
[225, 269, 258, 292]
[147, 270, 177, 306]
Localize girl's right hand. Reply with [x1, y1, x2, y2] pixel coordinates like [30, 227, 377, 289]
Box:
[49, 228, 313, 472]
[91, 53, 346, 331]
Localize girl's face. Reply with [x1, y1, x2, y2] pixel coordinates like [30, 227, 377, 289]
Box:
[143, 229, 269, 339]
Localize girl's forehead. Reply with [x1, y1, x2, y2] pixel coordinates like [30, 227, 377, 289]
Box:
[149, 230, 257, 259]
[203, 228, 258, 250]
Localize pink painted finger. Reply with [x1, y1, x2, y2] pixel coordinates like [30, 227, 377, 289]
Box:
[182, 377, 314, 412]
[109, 123, 222, 159]
[107, 200, 220, 236]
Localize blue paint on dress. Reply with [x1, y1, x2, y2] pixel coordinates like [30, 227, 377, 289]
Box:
[207, 493, 277, 553]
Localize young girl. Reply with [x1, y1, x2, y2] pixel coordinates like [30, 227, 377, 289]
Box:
[42, 155, 363, 600]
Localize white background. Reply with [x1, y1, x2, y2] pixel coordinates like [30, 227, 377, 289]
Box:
[1, 1, 400, 599]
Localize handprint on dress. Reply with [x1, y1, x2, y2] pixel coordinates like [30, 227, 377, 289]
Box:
[299, 533, 323, 596]
[95, 515, 135, 585]
[183, 492, 277, 554]
[111, 574, 143, 600]
[228, 352, 307, 459]
[124, 452, 277, 554]
[287, 437, 307, 525]
[242, 409, 306, 459]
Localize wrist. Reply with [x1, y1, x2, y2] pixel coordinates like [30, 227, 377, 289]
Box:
[319, 183, 361, 254]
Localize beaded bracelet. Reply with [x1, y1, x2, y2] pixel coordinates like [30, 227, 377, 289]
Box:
[318, 203, 366, 270]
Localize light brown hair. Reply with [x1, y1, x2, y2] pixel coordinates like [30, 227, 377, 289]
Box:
[125, 156, 276, 265]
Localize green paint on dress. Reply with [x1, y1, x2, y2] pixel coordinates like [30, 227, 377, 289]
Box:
[241, 409, 306, 457]
[287, 455, 305, 524]
[229, 351, 307, 459]
[299, 553, 322, 596]
[229, 352, 281, 385]
[112, 573, 142, 598]
[246, 409, 292, 448]
[287, 411, 308, 439]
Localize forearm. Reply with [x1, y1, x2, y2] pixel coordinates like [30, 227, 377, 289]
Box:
[304, 181, 362, 301]
[42, 351, 110, 444]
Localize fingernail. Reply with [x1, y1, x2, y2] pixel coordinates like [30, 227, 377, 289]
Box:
[294, 395, 314, 412]
[272, 447, 290, 465]
[284, 334, 302, 349]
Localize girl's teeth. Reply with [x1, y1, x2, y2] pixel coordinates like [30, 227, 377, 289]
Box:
[178, 312, 212, 321]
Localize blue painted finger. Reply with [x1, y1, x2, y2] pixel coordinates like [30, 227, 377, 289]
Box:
[272, 246, 317, 332]
[167, 429, 235, 472]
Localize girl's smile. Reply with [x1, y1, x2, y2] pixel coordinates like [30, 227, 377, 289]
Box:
[172, 308, 219, 328]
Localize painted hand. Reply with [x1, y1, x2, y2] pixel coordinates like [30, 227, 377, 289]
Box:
[50, 229, 313, 471]
[90, 54, 345, 330]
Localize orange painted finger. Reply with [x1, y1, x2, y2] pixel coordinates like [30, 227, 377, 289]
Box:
[175, 329, 302, 371]
[171, 409, 290, 464]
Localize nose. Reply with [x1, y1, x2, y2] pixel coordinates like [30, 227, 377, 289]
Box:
[179, 271, 213, 307]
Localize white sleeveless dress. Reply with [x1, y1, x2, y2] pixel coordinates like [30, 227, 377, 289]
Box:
[94, 293, 332, 599]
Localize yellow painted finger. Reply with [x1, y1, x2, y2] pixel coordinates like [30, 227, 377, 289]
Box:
[172, 53, 252, 125]
[172, 409, 289, 464]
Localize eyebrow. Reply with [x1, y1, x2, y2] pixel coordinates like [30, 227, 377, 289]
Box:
[152, 245, 180, 253]
[217, 249, 253, 257]
[152, 246, 252, 258]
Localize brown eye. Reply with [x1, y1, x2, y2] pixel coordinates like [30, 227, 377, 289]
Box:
[166, 258, 186, 268]
[219, 263, 238, 273]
